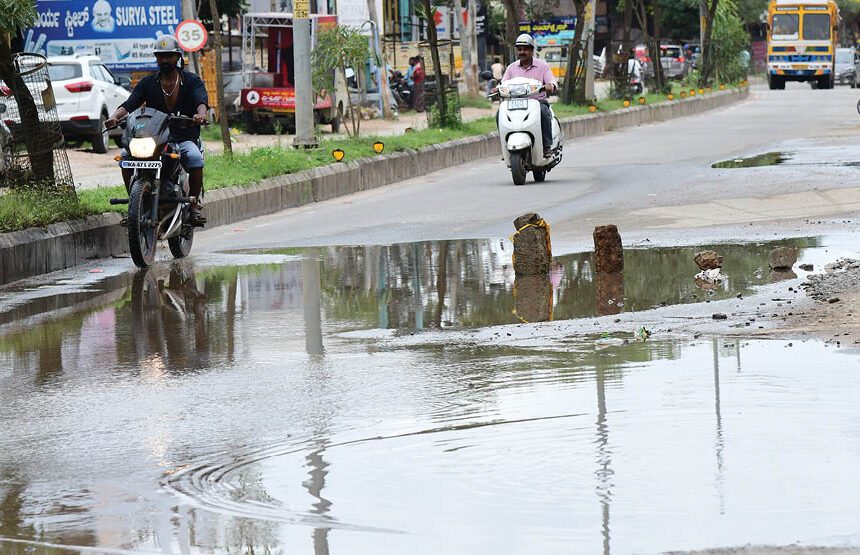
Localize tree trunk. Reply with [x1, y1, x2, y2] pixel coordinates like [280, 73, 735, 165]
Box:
[422, 0, 448, 123]
[699, 0, 720, 87]
[340, 61, 358, 137]
[563, 0, 587, 104]
[612, 0, 633, 97]
[467, 0, 480, 95]
[207, 0, 233, 157]
[367, 0, 394, 118]
[456, 0, 480, 97]
[500, 0, 521, 63]
[0, 36, 58, 189]
[650, 0, 666, 93]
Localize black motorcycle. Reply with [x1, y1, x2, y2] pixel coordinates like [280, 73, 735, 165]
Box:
[389, 70, 412, 109]
[108, 108, 204, 268]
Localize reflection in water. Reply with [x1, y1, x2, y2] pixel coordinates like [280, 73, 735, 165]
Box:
[303, 250, 325, 357]
[595, 363, 613, 555]
[513, 275, 553, 323]
[595, 272, 624, 317]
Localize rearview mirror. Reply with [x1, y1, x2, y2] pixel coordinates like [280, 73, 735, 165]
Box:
[115, 75, 132, 90]
[480, 70, 493, 81]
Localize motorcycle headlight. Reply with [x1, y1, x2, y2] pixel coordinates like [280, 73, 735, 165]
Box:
[129, 137, 157, 158]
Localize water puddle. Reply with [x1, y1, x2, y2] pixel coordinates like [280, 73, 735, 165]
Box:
[712, 152, 788, 168]
[2, 334, 859, 554]
[713, 146, 860, 169]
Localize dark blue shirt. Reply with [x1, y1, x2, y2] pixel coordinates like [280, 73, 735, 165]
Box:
[120, 69, 209, 143]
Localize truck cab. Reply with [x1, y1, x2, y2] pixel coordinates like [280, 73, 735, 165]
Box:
[240, 13, 344, 134]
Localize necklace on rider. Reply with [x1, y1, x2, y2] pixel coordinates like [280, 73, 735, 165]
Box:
[161, 76, 180, 97]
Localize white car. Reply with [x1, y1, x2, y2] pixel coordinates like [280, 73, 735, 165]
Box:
[47, 54, 131, 153]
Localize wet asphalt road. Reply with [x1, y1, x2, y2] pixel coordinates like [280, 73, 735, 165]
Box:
[196, 82, 860, 254]
[4, 84, 860, 554]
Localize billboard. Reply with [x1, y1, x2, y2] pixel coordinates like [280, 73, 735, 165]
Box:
[23, 0, 182, 71]
[518, 17, 577, 47]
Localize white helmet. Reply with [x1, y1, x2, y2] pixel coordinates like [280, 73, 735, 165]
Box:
[515, 33, 536, 49]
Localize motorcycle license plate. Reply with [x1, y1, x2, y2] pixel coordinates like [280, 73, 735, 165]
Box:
[120, 161, 162, 169]
[508, 99, 528, 110]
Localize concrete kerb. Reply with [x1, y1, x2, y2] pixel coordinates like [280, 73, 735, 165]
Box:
[0, 87, 749, 287]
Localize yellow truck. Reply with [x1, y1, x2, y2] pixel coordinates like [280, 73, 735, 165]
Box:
[767, 0, 839, 89]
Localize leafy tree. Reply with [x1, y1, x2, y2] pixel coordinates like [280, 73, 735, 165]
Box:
[312, 25, 372, 137]
[711, 0, 749, 83]
[197, 0, 248, 21]
[0, 0, 58, 188]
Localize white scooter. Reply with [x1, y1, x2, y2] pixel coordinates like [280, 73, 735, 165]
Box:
[485, 73, 563, 186]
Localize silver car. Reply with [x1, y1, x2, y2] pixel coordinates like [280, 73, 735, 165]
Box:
[835, 48, 860, 87]
[643, 44, 690, 80]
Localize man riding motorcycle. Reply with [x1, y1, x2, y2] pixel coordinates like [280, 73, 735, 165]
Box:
[501, 34, 558, 158]
[105, 36, 209, 226]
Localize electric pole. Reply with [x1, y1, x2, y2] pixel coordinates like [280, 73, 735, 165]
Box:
[293, 0, 318, 147]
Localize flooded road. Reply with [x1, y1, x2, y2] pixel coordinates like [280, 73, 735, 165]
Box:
[2, 239, 860, 553]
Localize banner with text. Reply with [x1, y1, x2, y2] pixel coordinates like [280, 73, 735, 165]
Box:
[518, 17, 577, 47]
[25, 0, 182, 71]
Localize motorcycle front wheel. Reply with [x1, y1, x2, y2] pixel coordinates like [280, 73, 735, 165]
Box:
[510, 151, 527, 186]
[128, 177, 158, 268]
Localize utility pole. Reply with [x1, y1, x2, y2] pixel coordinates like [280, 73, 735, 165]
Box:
[293, 0, 318, 147]
[181, 0, 201, 74]
[583, 0, 597, 100]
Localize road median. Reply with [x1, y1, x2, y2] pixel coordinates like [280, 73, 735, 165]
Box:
[0, 87, 749, 286]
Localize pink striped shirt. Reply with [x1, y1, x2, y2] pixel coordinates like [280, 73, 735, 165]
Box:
[502, 57, 557, 100]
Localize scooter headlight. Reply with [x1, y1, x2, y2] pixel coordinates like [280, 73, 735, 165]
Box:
[508, 84, 530, 97]
[499, 85, 510, 96]
[129, 137, 157, 158]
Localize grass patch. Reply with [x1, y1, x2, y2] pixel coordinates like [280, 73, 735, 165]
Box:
[458, 95, 493, 110]
[0, 190, 91, 233]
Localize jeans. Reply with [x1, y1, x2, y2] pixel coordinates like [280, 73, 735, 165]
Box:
[176, 140, 204, 170]
[539, 100, 552, 152]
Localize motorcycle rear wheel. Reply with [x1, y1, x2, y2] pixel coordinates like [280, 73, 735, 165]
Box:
[128, 178, 158, 268]
[168, 223, 194, 259]
[510, 151, 527, 186]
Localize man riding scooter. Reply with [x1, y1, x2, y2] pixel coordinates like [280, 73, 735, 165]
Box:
[502, 33, 558, 158]
[105, 36, 209, 226]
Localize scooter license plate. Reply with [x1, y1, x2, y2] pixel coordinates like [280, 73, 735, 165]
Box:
[508, 99, 528, 110]
[120, 161, 162, 169]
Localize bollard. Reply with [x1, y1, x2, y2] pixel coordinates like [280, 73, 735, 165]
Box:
[513, 275, 553, 323]
[512, 212, 552, 276]
[593, 225, 624, 274]
[769, 247, 798, 270]
[596, 271, 624, 316]
[694, 250, 722, 270]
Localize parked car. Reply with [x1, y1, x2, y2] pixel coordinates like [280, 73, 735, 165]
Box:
[835, 47, 860, 87]
[641, 44, 691, 80]
[47, 54, 130, 153]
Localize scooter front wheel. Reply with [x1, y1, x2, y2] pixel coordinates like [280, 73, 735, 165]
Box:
[510, 151, 527, 186]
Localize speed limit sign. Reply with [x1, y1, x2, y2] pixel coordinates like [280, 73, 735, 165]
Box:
[175, 20, 208, 53]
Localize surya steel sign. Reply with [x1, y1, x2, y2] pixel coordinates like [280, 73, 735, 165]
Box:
[24, 0, 182, 71]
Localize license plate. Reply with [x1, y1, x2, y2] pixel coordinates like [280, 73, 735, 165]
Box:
[794, 64, 808, 70]
[508, 99, 528, 110]
[120, 161, 162, 169]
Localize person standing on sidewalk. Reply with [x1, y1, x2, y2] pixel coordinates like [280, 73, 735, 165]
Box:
[412, 56, 426, 112]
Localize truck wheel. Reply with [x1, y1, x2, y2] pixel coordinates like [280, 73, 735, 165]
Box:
[244, 112, 259, 134]
[510, 151, 527, 186]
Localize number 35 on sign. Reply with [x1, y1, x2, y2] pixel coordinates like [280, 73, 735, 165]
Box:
[175, 20, 209, 52]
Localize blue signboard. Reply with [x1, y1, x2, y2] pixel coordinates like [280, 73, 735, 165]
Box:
[23, 0, 182, 71]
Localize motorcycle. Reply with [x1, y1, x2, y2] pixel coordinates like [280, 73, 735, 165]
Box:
[107, 108, 205, 268]
[389, 70, 412, 110]
[484, 72, 563, 185]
